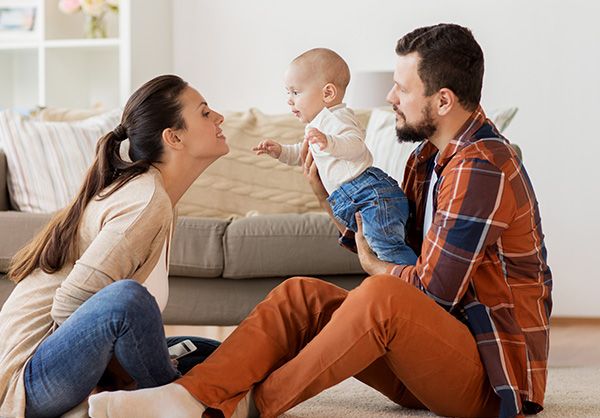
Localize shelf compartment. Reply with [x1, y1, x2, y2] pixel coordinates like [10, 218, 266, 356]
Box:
[44, 47, 119, 109]
[0, 49, 39, 108]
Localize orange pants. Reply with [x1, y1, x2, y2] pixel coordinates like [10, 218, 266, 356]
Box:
[177, 275, 500, 417]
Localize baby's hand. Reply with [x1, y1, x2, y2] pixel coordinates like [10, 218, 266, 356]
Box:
[252, 139, 282, 159]
[306, 128, 328, 151]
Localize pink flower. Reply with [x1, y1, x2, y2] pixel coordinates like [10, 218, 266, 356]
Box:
[59, 0, 81, 14]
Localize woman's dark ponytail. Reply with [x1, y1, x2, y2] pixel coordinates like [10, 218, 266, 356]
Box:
[8, 75, 188, 283]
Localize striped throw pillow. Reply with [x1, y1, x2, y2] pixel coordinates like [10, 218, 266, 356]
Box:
[0, 110, 120, 213]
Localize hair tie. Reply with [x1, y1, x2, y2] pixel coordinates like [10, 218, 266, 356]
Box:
[112, 124, 127, 142]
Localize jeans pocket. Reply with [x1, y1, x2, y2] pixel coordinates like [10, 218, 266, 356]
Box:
[377, 197, 410, 240]
[329, 191, 355, 230]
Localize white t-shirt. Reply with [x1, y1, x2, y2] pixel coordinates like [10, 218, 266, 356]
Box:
[423, 157, 439, 240]
[278, 103, 373, 194]
[142, 225, 171, 312]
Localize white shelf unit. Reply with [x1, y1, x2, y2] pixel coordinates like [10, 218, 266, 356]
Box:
[0, 0, 172, 110]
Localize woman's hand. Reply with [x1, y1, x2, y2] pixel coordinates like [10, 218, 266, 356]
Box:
[170, 357, 179, 369]
[355, 212, 394, 276]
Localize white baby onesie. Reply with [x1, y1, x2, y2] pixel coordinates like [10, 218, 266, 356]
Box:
[278, 103, 373, 195]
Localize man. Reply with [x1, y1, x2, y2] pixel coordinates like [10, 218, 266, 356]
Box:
[90, 23, 552, 418]
[317, 23, 553, 417]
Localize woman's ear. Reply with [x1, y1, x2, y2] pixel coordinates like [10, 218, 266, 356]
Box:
[162, 128, 183, 150]
[436, 88, 456, 116]
[322, 83, 338, 104]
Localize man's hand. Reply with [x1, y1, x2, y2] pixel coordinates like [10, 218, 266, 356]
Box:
[252, 139, 282, 159]
[306, 128, 328, 151]
[301, 139, 350, 236]
[355, 212, 394, 275]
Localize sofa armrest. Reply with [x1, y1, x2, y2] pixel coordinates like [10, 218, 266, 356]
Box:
[0, 212, 52, 273]
[0, 150, 10, 211]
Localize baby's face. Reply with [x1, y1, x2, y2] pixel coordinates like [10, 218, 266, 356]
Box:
[284, 63, 326, 123]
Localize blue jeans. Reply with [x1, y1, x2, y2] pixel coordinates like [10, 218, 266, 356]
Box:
[327, 167, 417, 265]
[24, 280, 220, 418]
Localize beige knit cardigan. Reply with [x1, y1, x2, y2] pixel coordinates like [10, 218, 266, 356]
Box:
[0, 167, 174, 418]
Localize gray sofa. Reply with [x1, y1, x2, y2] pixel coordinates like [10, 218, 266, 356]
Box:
[0, 149, 366, 326]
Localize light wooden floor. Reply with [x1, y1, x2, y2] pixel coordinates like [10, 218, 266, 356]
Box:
[547, 318, 600, 367]
[166, 317, 600, 368]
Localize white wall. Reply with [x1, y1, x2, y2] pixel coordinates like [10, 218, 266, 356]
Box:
[173, 0, 600, 317]
[130, 0, 173, 91]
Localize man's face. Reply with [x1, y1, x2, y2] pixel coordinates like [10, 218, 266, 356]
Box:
[386, 53, 437, 143]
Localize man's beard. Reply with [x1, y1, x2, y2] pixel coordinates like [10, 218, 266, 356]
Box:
[395, 103, 437, 143]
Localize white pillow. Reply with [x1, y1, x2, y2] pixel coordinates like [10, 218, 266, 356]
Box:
[0, 109, 121, 213]
[364, 108, 419, 185]
[488, 107, 518, 132]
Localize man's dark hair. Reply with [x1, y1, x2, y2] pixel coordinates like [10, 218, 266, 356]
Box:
[396, 23, 484, 111]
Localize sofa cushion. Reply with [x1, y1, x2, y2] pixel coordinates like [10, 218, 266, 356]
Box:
[170, 216, 229, 278]
[0, 211, 51, 273]
[0, 276, 16, 310]
[0, 211, 228, 278]
[223, 213, 364, 279]
[0, 151, 10, 211]
[29, 104, 107, 122]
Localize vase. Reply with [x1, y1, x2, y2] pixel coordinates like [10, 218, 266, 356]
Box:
[84, 13, 107, 38]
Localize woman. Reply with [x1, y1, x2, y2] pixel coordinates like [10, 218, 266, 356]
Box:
[0, 75, 228, 418]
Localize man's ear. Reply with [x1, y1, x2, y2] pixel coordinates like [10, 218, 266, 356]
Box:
[162, 128, 183, 150]
[322, 83, 338, 104]
[436, 88, 456, 116]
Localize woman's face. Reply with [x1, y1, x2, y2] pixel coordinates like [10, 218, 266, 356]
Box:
[175, 86, 229, 160]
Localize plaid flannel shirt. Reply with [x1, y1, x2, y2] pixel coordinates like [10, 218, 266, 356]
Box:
[340, 107, 552, 417]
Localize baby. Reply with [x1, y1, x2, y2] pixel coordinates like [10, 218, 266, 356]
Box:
[253, 48, 417, 265]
